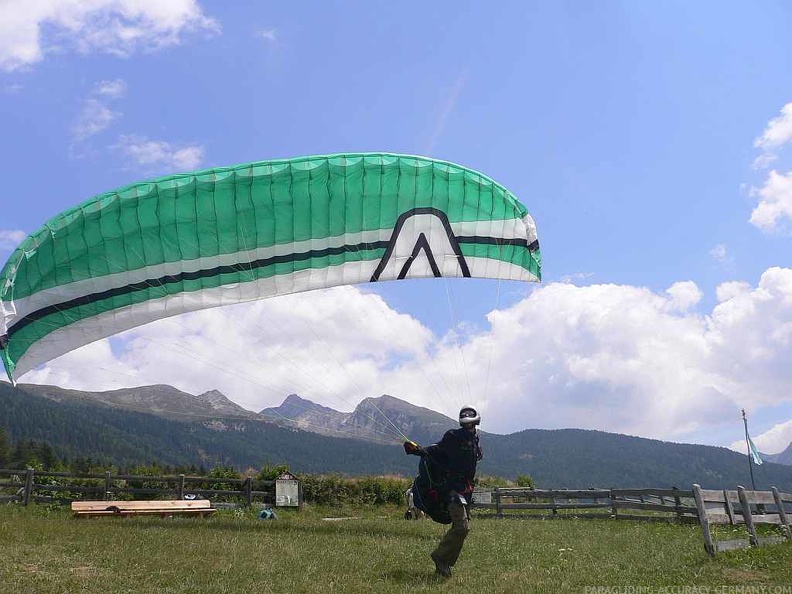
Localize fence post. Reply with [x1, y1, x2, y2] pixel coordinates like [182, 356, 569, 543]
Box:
[104, 471, 112, 500]
[244, 477, 252, 508]
[495, 487, 502, 518]
[737, 485, 759, 547]
[177, 474, 185, 500]
[23, 467, 34, 506]
[771, 487, 790, 539]
[673, 487, 682, 522]
[610, 488, 617, 519]
[692, 484, 716, 556]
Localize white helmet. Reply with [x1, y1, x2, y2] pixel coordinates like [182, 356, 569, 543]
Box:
[458, 405, 480, 426]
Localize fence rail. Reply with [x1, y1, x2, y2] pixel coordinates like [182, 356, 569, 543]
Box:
[0, 468, 276, 508]
[474, 487, 697, 521]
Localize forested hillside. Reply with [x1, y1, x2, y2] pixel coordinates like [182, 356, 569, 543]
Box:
[0, 383, 412, 474]
[3, 382, 792, 490]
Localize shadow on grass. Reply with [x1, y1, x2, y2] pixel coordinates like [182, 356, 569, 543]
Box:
[382, 568, 447, 585]
[100, 515, 441, 541]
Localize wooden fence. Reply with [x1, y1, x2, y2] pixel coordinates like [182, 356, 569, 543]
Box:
[693, 484, 792, 554]
[3, 468, 785, 533]
[473, 487, 698, 521]
[0, 467, 275, 508]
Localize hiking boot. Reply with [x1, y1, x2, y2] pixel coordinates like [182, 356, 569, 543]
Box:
[431, 552, 452, 578]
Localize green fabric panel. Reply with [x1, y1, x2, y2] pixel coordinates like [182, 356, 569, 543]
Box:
[1, 153, 540, 379]
[2, 152, 537, 299]
[459, 243, 542, 278]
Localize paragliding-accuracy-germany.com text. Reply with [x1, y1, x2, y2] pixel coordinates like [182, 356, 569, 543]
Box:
[583, 584, 792, 594]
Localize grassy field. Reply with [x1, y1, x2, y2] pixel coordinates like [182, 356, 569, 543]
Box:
[1, 504, 790, 593]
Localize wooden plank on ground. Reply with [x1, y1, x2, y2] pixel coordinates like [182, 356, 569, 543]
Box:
[716, 539, 751, 552]
[71, 499, 213, 514]
[71, 501, 213, 511]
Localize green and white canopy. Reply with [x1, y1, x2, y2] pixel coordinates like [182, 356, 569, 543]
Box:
[0, 153, 541, 382]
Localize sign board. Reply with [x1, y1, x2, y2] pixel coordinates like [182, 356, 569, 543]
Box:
[475, 490, 492, 505]
[275, 472, 300, 507]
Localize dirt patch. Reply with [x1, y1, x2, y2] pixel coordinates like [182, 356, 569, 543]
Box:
[721, 567, 770, 583]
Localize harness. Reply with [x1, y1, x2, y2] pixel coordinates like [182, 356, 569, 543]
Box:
[411, 455, 452, 524]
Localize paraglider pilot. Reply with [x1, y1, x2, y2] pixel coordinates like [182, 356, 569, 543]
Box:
[404, 405, 483, 578]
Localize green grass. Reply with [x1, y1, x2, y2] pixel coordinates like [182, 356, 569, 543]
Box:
[1, 504, 790, 593]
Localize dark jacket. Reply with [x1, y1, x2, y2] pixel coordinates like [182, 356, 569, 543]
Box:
[424, 427, 483, 495]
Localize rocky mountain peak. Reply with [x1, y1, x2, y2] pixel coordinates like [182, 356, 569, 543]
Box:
[195, 389, 236, 409]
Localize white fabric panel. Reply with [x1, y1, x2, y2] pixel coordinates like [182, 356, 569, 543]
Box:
[449, 217, 535, 242]
[13, 260, 379, 379]
[5, 229, 393, 324]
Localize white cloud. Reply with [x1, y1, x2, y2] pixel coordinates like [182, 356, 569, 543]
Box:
[72, 98, 121, 140]
[0, 0, 219, 72]
[71, 79, 126, 141]
[755, 103, 792, 151]
[707, 268, 792, 403]
[715, 281, 750, 303]
[752, 153, 777, 170]
[256, 28, 277, 43]
[709, 243, 735, 270]
[665, 281, 702, 312]
[729, 419, 792, 456]
[750, 104, 792, 227]
[749, 169, 792, 233]
[114, 134, 204, 171]
[94, 78, 127, 98]
[0, 229, 26, 250]
[26, 287, 435, 419]
[17, 267, 792, 446]
[3, 84, 23, 94]
[709, 244, 727, 262]
[559, 272, 594, 284]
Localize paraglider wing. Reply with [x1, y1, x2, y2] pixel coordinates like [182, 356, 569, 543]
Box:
[0, 153, 541, 382]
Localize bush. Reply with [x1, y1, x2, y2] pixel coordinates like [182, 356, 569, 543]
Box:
[477, 474, 513, 488]
[300, 474, 411, 506]
[256, 464, 290, 481]
[516, 474, 535, 488]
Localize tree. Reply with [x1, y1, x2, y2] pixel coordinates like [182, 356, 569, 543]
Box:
[10, 440, 38, 469]
[516, 474, 535, 488]
[0, 428, 10, 468]
[37, 441, 58, 470]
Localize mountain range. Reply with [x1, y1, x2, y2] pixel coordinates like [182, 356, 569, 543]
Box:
[262, 392, 792, 469]
[260, 393, 453, 446]
[2, 381, 791, 490]
[763, 443, 792, 466]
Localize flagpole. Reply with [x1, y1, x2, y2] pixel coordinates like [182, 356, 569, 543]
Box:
[742, 408, 757, 490]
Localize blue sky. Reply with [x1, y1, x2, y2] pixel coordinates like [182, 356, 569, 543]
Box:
[1, 1, 791, 455]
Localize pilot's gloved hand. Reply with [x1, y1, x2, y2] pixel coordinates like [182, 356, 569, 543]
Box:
[403, 441, 424, 456]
